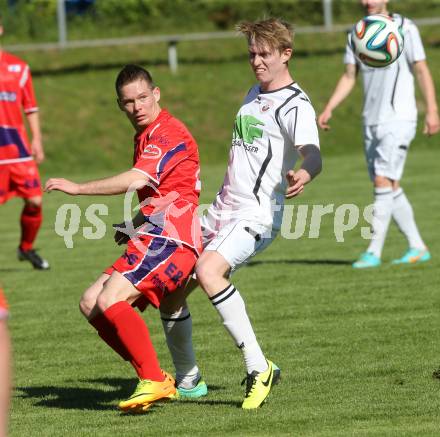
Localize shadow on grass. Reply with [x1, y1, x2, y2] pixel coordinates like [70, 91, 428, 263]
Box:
[16, 378, 229, 411]
[16, 377, 135, 411]
[248, 258, 352, 267]
[0, 268, 26, 273]
[182, 398, 242, 408]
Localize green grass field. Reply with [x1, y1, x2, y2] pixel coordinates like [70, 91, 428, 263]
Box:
[2, 147, 440, 436]
[1, 32, 440, 436]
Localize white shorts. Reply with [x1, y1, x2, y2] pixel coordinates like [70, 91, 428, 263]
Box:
[200, 211, 277, 271]
[363, 121, 416, 181]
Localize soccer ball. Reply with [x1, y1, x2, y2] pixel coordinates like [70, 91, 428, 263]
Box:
[349, 14, 404, 68]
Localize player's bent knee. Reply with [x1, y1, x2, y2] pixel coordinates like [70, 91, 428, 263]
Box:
[195, 261, 219, 288]
[95, 288, 129, 313]
[80, 274, 110, 317]
[194, 262, 208, 287]
[196, 252, 230, 286]
[79, 294, 95, 318]
[95, 293, 114, 314]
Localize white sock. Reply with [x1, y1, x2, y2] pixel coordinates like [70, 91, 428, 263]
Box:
[392, 188, 426, 250]
[367, 187, 394, 258]
[210, 284, 267, 374]
[161, 306, 200, 389]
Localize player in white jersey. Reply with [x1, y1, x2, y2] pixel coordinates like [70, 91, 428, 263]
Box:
[157, 18, 321, 410]
[205, 82, 320, 237]
[318, 0, 439, 268]
[191, 18, 321, 409]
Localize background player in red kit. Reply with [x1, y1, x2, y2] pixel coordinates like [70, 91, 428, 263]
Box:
[0, 286, 11, 437]
[45, 65, 203, 412]
[0, 17, 49, 270]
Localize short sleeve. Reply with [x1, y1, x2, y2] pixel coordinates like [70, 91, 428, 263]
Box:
[133, 140, 189, 185]
[404, 21, 426, 63]
[20, 65, 38, 113]
[284, 101, 320, 149]
[344, 34, 357, 65]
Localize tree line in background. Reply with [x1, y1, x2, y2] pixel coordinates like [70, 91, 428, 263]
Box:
[2, 0, 440, 44]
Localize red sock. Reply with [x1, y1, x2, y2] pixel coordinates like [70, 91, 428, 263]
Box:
[89, 312, 131, 362]
[20, 204, 42, 251]
[103, 301, 164, 381]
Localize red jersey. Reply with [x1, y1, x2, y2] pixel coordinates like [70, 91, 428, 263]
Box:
[0, 51, 38, 165]
[132, 109, 202, 253]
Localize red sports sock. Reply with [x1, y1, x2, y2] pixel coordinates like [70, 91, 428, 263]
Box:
[89, 312, 131, 362]
[103, 301, 164, 381]
[20, 204, 42, 251]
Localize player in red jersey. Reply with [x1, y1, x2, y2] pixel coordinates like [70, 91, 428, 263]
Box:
[0, 17, 49, 270]
[0, 287, 10, 437]
[45, 65, 204, 412]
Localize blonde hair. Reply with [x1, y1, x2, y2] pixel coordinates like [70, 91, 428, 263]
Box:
[236, 18, 294, 52]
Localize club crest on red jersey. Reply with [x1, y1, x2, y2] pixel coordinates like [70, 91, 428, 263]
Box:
[142, 144, 162, 159]
[8, 64, 22, 73]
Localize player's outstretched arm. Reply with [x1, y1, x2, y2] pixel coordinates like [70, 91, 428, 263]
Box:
[413, 60, 440, 136]
[318, 64, 357, 131]
[45, 170, 149, 196]
[285, 144, 322, 199]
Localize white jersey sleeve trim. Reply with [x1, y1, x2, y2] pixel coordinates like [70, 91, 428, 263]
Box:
[131, 167, 159, 185]
[19, 65, 29, 88]
[24, 107, 39, 114]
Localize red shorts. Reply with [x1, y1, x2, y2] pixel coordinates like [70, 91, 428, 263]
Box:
[105, 235, 197, 310]
[0, 289, 9, 320]
[0, 160, 43, 204]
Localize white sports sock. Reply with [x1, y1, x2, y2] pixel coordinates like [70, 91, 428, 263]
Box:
[367, 187, 394, 258]
[210, 284, 267, 374]
[161, 306, 200, 389]
[392, 188, 426, 250]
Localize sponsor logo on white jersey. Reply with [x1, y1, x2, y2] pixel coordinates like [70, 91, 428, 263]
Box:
[142, 144, 162, 159]
[232, 114, 264, 152]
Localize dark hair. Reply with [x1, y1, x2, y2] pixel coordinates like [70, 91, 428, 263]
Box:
[115, 65, 155, 97]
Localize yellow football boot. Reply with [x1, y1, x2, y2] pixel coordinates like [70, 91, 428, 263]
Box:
[241, 360, 279, 409]
[118, 370, 176, 413]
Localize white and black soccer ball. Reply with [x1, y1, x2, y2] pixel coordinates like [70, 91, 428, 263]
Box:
[349, 14, 404, 68]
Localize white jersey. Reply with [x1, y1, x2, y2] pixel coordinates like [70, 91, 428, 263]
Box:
[208, 83, 320, 231]
[344, 14, 426, 126]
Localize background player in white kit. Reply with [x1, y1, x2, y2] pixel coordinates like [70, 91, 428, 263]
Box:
[192, 18, 322, 409]
[318, 0, 440, 268]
